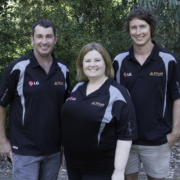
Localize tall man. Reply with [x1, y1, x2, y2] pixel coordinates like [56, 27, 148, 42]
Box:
[113, 8, 180, 180]
[0, 20, 71, 180]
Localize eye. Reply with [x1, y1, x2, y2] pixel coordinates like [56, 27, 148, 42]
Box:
[95, 59, 100, 61]
[47, 35, 53, 38]
[131, 26, 136, 29]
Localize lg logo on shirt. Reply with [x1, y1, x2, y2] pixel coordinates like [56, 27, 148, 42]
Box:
[29, 81, 39, 86]
[123, 72, 132, 77]
[66, 97, 76, 101]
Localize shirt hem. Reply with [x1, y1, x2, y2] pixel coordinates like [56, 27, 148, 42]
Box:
[132, 139, 167, 146]
[12, 148, 61, 156]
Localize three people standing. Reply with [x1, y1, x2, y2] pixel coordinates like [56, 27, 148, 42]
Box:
[0, 7, 180, 180]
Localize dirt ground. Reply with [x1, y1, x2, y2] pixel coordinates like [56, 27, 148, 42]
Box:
[0, 138, 180, 180]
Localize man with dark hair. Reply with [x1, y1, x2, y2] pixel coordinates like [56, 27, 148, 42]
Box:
[0, 19, 71, 179]
[113, 8, 180, 180]
[31, 19, 56, 37]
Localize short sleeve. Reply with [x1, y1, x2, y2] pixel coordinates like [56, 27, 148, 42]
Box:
[0, 64, 18, 107]
[169, 59, 180, 101]
[111, 84, 138, 140]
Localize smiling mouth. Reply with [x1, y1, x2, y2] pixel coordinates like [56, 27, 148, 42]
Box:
[136, 37, 144, 40]
[89, 69, 98, 71]
[40, 46, 49, 50]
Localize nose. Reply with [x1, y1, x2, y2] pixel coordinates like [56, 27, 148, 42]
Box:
[90, 60, 95, 66]
[42, 37, 47, 44]
[136, 27, 141, 35]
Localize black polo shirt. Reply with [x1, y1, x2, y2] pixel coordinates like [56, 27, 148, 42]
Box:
[0, 50, 71, 156]
[61, 78, 137, 174]
[113, 42, 180, 146]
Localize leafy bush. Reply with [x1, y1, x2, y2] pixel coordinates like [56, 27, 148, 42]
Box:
[0, 0, 180, 131]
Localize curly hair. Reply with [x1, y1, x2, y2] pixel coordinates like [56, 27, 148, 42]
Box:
[123, 8, 159, 38]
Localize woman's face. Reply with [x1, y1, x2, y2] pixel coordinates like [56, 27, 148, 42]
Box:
[83, 50, 106, 81]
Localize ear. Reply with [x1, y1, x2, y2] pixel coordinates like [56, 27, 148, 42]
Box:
[54, 35, 57, 44]
[30, 35, 34, 45]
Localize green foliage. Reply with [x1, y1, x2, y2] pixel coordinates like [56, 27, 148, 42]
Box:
[0, 0, 180, 133]
[0, 0, 9, 14]
[0, 0, 180, 87]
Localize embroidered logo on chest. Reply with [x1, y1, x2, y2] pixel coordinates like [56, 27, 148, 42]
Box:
[66, 97, 76, 101]
[91, 101, 104, 107]
[149, 72, 163, 76]
[54, 81, 64, 85]
[29, 81, 39, 86]
[123, 72, 132, 77]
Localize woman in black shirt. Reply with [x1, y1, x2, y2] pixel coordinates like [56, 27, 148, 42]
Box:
[61, 42, 137, 180]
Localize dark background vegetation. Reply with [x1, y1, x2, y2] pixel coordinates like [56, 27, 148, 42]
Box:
[0, 0, 180, 129]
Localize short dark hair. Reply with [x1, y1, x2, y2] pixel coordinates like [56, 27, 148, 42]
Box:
[31, 19, 56, 36]
[123, 8, 158, 38]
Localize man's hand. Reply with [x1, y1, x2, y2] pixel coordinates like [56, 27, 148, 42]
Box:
[0, 140, 13, 163]
[167, 99, 180, 149]
[0, 106, 12, 162]
[167, 133, 179, 149]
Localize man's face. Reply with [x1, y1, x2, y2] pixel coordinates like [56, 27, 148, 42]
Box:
[31, 25, 57, 58]
[129, 18, 151, 47]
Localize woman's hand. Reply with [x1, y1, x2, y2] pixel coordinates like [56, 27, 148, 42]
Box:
[111, 169, 124, 180]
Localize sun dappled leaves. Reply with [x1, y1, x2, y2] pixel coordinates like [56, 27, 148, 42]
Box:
[0, 0, 180, 87]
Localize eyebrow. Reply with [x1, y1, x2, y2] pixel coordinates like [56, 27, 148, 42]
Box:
[130, 23, 147, 26]
[84, 58, 102, 60]
[35, 34, 53, 36]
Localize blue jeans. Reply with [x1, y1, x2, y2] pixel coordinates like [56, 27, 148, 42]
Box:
[13, 151, 61, 180]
